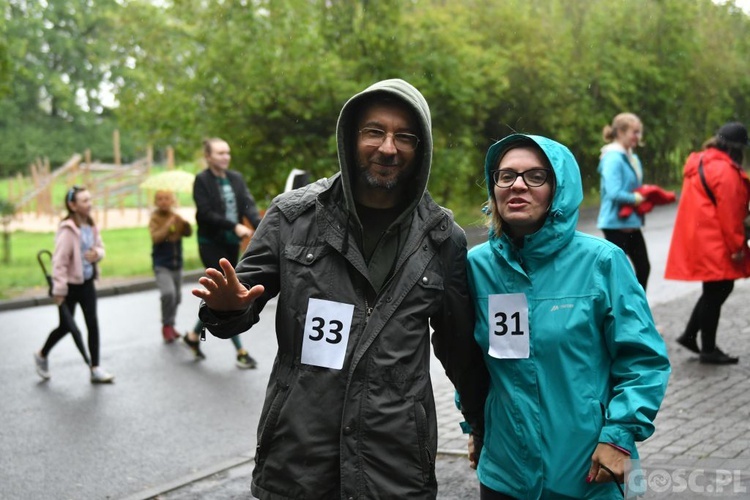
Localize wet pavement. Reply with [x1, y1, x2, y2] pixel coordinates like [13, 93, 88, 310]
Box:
[4, 204, 750, 499]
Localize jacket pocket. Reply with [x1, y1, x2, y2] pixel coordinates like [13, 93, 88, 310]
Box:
[413, 399, 436, 485]
[283, 243, 332, 265]
[415, 269, 444, 291]
[590, 399, 605, 435]
[282, 244, 337, 299]
[256, 366, 294, 463]
[403, 269, 445, 319]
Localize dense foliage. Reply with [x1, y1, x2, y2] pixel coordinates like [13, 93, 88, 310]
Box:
[2, 0, 749, 206]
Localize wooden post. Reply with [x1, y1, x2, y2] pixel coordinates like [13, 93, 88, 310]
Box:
[167, 146, 174, 170]
[146, 144, 153, 175]
[103, 186, 110, 229]
[30, 162, 40, 217]
[14, 173, 23, 218]
[113, 129, 121, 167]
[43, 157, 51, 214]
[84, 148, 92, 188]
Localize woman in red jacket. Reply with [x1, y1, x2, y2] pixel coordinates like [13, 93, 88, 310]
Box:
[665, 122, 750, 364]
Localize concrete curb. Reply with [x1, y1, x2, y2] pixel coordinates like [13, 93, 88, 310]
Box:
[118, 455, 253, 500]
[0, 269, 206, 312]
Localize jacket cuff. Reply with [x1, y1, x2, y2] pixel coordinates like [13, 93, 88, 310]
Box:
[198, 301, 255, 339]
[598, 425, 635, 455]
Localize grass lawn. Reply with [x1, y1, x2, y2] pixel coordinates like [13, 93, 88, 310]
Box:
[0, 226, 201, 300]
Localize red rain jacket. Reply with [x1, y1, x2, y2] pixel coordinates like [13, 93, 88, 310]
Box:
[665, 148, 750, 281]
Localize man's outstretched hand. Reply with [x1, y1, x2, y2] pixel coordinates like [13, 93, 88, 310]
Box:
[192, 258, 265, 311]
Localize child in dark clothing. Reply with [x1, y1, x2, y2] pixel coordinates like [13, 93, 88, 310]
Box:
[149, 190, 192, 343]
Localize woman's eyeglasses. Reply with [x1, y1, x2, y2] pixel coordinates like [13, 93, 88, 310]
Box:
[492, 169, 550, 188]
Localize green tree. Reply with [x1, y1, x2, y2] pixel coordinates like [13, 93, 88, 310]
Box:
[8, 0, 748, 211]
[0, 0, 139, 175]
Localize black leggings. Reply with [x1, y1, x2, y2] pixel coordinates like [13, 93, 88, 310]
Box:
[195, 241, 241, 339]
[41, 278, 100, 366]
[198, 241, 240, 269]
[480, 483, 517, 500]
[683, 280, 734, 353]
[602, 229, 650, 291]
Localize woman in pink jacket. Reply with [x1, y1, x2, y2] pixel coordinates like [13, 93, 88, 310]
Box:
[665, 122, 750, 364]
[34, 186, 115, 383]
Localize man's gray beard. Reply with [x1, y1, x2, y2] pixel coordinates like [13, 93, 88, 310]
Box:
[358, 163, 400, 191]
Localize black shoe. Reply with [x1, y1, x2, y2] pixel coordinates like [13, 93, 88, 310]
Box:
[236, 350, 257, 369]
[676, 334, 699, 354]
[183, 334, 206, 360]
[699, 347, 738, 365]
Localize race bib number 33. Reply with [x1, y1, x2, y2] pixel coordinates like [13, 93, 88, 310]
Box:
[487, 293, 529, 359]
[301, 298, 354, 370]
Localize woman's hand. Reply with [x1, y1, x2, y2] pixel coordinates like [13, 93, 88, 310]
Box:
[83, 248, 98, 263]
[234, 223, 254, 239]
[587, 443, 629, 484]
[467, 434, 477, 470]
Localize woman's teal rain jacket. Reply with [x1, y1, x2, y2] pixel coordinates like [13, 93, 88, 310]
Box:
[467, 134, 671, 499]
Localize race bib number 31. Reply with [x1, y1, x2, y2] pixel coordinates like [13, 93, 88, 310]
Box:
[301, 298, 354, 370]
[487, 293, 529, 359]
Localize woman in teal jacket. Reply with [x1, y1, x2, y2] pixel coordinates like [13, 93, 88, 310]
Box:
[596, 113, 651, 290]
[467, 134, 670, 499]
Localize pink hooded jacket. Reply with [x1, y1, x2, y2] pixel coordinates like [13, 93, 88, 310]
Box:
[51, 219, 105, 297]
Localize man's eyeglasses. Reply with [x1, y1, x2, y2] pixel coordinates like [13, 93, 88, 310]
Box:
[359, 128, 420, 152]
[492, 169, 550, 188]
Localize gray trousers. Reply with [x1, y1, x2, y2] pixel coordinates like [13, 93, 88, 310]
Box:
[154, 266, 182, 327]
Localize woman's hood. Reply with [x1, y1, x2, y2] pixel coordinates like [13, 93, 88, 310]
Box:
[484, 134, 584, 257]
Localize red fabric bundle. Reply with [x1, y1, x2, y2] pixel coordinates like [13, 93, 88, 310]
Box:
[618, 184, 676, 218]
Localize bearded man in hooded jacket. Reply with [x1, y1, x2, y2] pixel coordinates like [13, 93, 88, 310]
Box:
[193, 78, 489, 499]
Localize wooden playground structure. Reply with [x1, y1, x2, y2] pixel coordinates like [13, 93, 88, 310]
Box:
[4, 131, 179, 230]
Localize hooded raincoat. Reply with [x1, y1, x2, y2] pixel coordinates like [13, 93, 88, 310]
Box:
[665, 148, 750, 281]
[200, 79, 488, 499]
[467, 134, 670, 499]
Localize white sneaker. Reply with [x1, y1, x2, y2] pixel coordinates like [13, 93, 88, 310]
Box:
[34, 352, 50, 380]
[90, 367, 115, 384]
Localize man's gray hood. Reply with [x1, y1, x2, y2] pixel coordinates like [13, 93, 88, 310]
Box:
[335, 78, 433, 227]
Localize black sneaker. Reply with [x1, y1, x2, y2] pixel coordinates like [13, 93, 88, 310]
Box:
[699, 347, 738, 365]
[183, 334, 206, 360]
[236, 349, 257, 369]
[676, 334, 699, 354]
